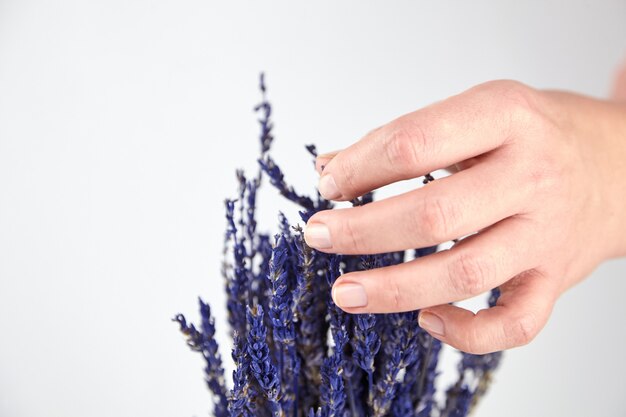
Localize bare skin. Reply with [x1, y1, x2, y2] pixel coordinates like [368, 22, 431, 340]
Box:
[304, 61, 626, 355]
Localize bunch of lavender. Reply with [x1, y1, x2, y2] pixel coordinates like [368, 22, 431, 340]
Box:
[174, 73, 503, 417]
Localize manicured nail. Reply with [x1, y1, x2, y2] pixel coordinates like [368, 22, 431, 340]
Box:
[419, 311, 445, 336]
[332, 283, 368, 308]
[304, 223, 332, 249]
[318, 175, 341, 200]
[317, 150, 341, 159]
[316, 160, 330, 175]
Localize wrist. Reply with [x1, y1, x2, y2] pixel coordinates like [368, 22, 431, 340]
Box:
[595, 102, 626, 259]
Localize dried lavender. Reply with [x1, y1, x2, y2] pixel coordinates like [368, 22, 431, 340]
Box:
[229, 332, 257, 417]
[352, 313, 381, 402]
[175, 72, 503, 417]
[292, 228, 329, 412]
[320, 309, 348, 417]
[267, 234, 298, 414]
[247, 305, 283, 416]
[371, 312, 421, 417]
[173, 300, 228, 417]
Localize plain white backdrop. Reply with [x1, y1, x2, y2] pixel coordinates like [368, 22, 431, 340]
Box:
[1, 1, 626, 416]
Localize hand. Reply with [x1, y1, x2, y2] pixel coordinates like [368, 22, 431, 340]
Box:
[612, 57, 626, 101]
[304, 79, 626, 354]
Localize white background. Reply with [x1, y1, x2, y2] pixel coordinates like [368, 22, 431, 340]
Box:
[1, 1, 625, 416]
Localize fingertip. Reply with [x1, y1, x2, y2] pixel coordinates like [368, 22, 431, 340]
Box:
[420, 303, 507, 354]
[315, 158, 330, 175]
[318, 174, 343, 200]
[303, 222, 332, 250]
[315, 150, 341, 175]
[331, 279, 369, 310]
[418, 310, 446, 337]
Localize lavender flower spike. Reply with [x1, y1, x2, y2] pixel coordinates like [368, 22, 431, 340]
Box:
[267, 233, 297, 414]
[352, 313, 381, 403]
[321, 299, 348, 417]
[246, 305, 283, 416]
[254, 72, 274, 156]
[172, 304, 228, 417]
[199, 299, 229, 417]
[224, 198, 248, 337]
[372, 312, 421, 417]
[292, 228, 327, 411]
[229, 332, 256, 417]
[267, 234, 294, 347]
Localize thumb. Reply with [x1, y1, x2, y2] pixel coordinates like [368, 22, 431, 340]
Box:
[418, 270, 556, 354]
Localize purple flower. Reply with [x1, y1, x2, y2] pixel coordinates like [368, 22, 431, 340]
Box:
[259, 155, 317, 211]
[229, 332, 256, 417]
[292, 229, 328, 411]
[223, 197, 249, 337]
[266, 233, 298, 414]
[320, 338, 347, 417]
[246, 305, 283, 415]
[254, 72, 274, 156]
[267, 234, 294, 346]
[177, 72, 504, 417]
[172, 300, 228, 417]
[440, 383, 474, 417]
[351, 256, 382, 404]
[352, 312, 381, 404]
[320, 267, 349, 417]
[372, 312, 421, 417]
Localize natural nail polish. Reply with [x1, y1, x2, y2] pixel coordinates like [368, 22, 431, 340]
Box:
[318, 175, 341, 200]
[418, 311, 445, 336]
[332, 283, 368, 308]
[304, 223, 332, 249]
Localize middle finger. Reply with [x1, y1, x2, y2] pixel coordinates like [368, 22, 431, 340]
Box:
[304, 153, 527, 254]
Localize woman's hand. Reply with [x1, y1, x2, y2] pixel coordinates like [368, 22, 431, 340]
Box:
[612, 57, 626, 101]
[304, 79, 626, 354]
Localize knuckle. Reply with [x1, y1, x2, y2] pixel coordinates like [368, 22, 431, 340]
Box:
[447, 251, 493, 297]
[499, 82, 539, 119]
[504, 86, 551, 136]
[515, 133, 565, 205]
[419, 196, 459, 243]
[381, 121, 424, 173]
[481, 80, 536, 110]
[340, 214, 363, 253]
[459, 324, 490, 355]
[336, 155, 360, 197]
[526, 157, 562, 198]
[476, 80, 547, 137]
[386, 276, 404, 311]
[381, 273, 415, 313]
[505, 312, 538, 347]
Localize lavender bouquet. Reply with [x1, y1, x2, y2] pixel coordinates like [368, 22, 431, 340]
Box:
[174, 74, 502, 417]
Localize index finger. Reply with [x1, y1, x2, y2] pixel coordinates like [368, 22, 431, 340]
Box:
[317, 80, 538, 201]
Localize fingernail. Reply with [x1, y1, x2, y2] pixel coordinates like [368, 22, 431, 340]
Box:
[315, 151, 340, 174]
[304, 223, 332, 249]
[332, 283, 368, 308]
[317, 150, 341, 159]
[316, 159, 331, 175]
[419, 311, 445, 336]
[318, 175, 341, 200]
